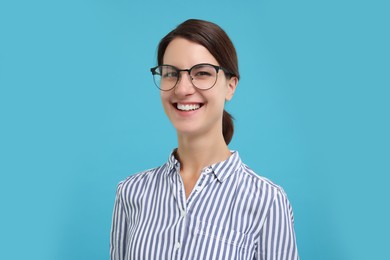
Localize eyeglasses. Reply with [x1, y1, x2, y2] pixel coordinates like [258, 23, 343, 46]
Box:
[150, 63, 230, 91]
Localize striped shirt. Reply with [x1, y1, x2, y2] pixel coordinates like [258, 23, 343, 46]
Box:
[110, 151, 299, 260]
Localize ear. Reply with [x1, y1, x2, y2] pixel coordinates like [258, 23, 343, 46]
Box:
[225, 76, 238, 101]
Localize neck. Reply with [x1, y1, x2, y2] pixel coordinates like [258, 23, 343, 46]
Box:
[176, 131, 231, 176]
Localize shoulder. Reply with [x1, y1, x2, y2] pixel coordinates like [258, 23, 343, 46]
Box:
[229, 161, 296, 229]
[238, 163, 296, 220]
[116, 164, 168, 196]
[236, 162, 290, 204]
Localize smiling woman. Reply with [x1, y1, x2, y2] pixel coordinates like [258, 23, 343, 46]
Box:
[159, 37, 237, 146]
[110, 19, 299, 260]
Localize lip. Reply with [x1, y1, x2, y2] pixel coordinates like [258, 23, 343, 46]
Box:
[172, 102, 204, 115]
[174, 101, 203, 105]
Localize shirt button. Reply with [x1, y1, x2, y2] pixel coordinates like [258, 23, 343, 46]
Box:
[181, 210, 186, 218]
[175, 242, 181, 249]
[195, 186, 202, 192]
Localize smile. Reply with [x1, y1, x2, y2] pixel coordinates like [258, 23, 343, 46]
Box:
[175, 103, 202, 111]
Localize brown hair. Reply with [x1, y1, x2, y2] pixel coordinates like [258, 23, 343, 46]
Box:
[156, 19, 240, 145]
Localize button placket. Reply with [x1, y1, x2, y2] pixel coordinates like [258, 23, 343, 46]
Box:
[195, 168, 212, 192]
[181, 209, 186, 218]
[194, 185, 202, 192]
[172, 166, 186, 259]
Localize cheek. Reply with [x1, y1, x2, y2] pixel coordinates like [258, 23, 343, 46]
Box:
[160, 92, 169, 103]
[213, 84, 230, 103]
[159, 93, 169, 110]
[207, 91, 228, 113]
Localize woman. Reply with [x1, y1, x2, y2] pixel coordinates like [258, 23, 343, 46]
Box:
[110, 19, 299, 260]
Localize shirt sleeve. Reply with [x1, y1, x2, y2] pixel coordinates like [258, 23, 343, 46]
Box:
[256, 189, 299, 260]
[110, 182, 128, 260]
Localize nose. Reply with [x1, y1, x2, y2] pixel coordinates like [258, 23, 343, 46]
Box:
[174, 71, 196, 96]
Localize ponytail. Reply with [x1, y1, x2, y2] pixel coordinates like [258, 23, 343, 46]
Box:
[222, 110, 234, 145]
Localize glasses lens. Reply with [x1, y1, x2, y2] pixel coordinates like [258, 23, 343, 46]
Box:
[190, 64, 218, 90]
[152, 65, 178, 91]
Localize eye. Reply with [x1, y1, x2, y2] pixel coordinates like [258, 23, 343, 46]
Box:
[192, 65, 215, 78]
[163, 71, 179, 78]
[161, 66, 179, 79]
[195, 71, 212, 77]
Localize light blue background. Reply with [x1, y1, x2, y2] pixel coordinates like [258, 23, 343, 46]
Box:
[1, 0, 389, 259]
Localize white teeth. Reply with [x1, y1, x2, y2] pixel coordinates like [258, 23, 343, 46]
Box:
[177, 103, 201, 111]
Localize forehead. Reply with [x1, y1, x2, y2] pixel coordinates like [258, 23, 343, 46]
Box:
[163, 37, 219, 67]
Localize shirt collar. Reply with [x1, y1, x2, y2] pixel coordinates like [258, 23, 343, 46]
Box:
[165, 149, 242, 182]
[209, 151, 241, 182]
[164, 148, 180, 176]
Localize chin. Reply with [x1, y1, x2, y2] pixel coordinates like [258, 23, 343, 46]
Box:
[173, 124, 200, 135]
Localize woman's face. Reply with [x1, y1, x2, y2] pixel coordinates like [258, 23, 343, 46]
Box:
[160, 37, 237, 139]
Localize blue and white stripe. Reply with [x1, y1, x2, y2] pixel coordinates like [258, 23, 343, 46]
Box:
[110, 151, 299, 259]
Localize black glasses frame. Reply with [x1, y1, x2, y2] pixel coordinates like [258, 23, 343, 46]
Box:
[150, 63, 232, 91]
